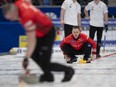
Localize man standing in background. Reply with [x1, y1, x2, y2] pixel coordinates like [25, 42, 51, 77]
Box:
[84, 0, 108, 58]
[60, 0, 81, 37]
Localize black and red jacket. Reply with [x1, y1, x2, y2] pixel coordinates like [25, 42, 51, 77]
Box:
[60, 33, 96, 54]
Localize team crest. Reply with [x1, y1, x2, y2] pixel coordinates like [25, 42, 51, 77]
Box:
[71, 40, 74, 43]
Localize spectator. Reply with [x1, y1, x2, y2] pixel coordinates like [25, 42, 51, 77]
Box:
[43, 0, 50, 5]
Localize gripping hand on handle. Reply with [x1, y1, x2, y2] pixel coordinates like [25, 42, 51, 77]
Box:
[22, 57, 29, 75]
[105, 24, 108, 32]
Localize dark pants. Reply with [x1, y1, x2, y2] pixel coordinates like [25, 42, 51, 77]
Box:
[61, 42, 92, 61]
[31, 25, 71, 75]
[89, 25, 103, 55]
[64, 24, 74, 37]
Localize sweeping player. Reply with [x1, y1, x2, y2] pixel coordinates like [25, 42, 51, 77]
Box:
[2, 0, 74, 82]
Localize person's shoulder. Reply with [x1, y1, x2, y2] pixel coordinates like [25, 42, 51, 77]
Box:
[88, 1, 94, 5]
[63, 0, 69, 3]
[62, 0, 69, 5]
[15, 0, 25, 7]
[79, 33, 87, 38]
[80, 33, 86, 36]
[68, 34, 72, 37]
[14, 0, 21, 5]
[100, 1, 107, 6]
[65, 0, 74, 4]
[76, 2, 81, 6]
[65, 34, 73, 39]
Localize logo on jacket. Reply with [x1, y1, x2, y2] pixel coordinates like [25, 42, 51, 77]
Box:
[78, 38, 83, 42]
[71, 40, 74, 43]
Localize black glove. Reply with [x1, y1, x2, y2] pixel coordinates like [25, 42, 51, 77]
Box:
[105, 24, 108, 32]
[22, 57, 29, 70]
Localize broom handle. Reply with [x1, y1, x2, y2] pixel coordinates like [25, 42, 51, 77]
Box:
[103, 30, 107, 52]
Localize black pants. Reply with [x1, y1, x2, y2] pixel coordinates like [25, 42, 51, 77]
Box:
[64, 24, 74, 37]
[31, 25, 71, 75]
[89, 25, 103, 55]
[61, 42, 92, 61]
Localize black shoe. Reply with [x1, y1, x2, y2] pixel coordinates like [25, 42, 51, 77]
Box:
[39, 73, 54, 82]
[67, 59, 73, 63]
[86, 60, 91, 63]
[96, 54, 101, 58]
[62, 67, 74, 82]
[82, 57, 91, 63]
[71, 57, 77, 62]
[67, 57, 77, 63]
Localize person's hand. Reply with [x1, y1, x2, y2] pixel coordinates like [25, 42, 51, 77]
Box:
[22, 57, 29, 69]
[90, 54, 96, 61]
[60, 20, 64, 26]
[105, 24, 108, 32]
[22, 57, 29, 75]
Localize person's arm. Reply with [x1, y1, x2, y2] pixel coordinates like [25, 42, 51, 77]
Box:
[84, 3, 91, 19]
[23, 19, 37, 58]
[84, 8, 90, 19]
[60, 35, 70, 49]
[103, 4, 108, 32]
[87, 37, 96, 55]
[60, 1, 67, 26]
[87, 37, 96, 50]
[77, 4, 81, 27]
[77, 13, 81, 27]
[104, 12, 108, 32]
[60, 37, 67, 49]
[25, 30, 36, 58]
[104, 13, 108, 25]
[87, 37, 97, 60]
[60, 8, 65, 26]
[22, 25, 36, 74]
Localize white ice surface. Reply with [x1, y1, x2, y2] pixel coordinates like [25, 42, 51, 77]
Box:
[0, 52, 116, 87]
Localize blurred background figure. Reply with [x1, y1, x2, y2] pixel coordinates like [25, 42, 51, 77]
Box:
[43, 0, 50, 5]
[60, 0, 81, 37]
[84, 0, 108, 58]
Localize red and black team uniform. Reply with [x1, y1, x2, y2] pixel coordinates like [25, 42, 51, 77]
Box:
[15, 0, 74, 82]
[60, 33, 96, 61]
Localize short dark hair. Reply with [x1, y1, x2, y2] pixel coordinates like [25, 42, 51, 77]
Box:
[72, 26, 81, 31]
[2, 3, 15, 15]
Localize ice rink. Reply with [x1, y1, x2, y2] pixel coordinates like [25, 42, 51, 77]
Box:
[0, 52, 116, 87]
